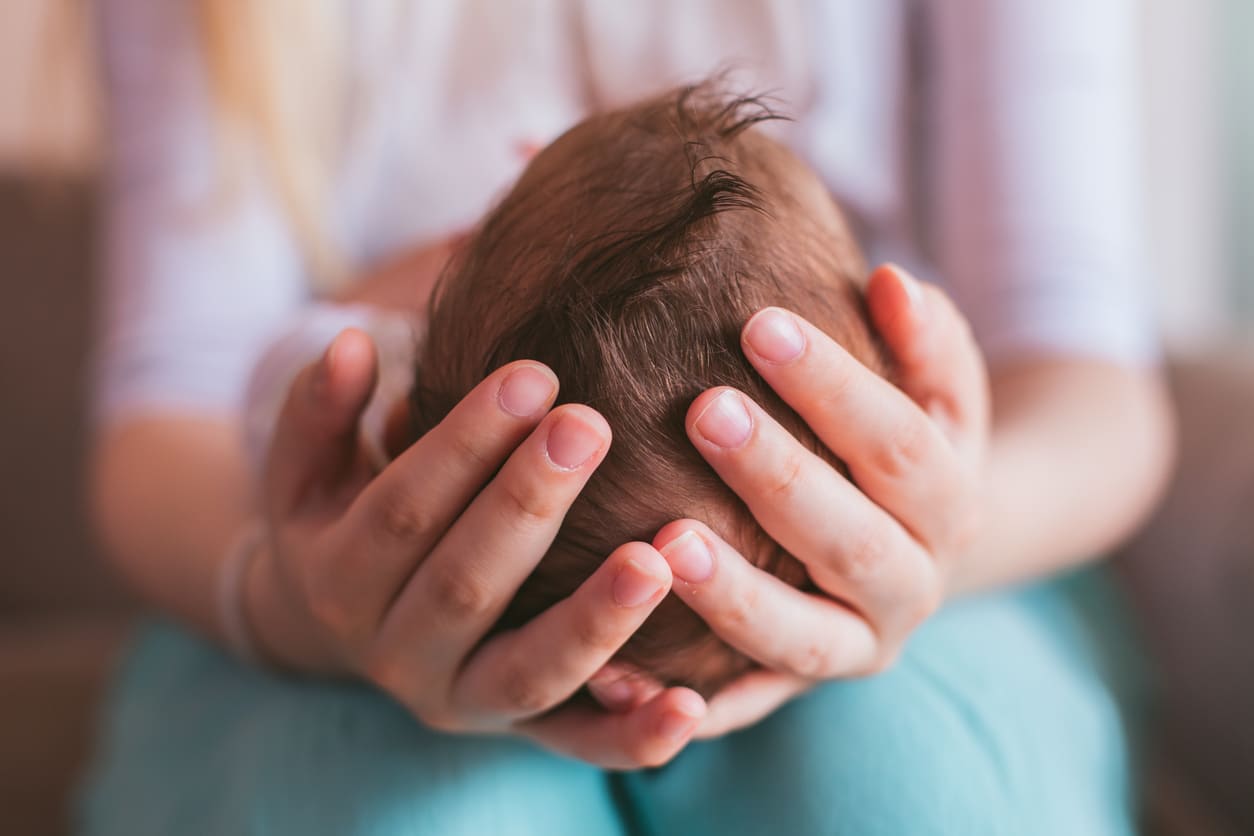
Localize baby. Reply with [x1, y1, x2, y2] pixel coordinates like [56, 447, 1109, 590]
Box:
[409, 83, 890, 698]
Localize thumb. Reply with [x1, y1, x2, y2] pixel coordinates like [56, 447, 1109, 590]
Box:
[266, 328, 378, 516]
[866, 264, 990, 449]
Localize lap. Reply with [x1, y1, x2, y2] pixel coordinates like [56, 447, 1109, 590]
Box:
[77, 623, 626, 836]
[620, 570, 1146, 836]
[78, 572, 1145, 836]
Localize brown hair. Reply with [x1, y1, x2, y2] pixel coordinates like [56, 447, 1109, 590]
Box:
[410, 83, 889, 696]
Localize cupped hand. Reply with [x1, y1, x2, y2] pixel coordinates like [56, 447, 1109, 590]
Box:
[245, 328, 706, 768]
[591, 264, 990, 737]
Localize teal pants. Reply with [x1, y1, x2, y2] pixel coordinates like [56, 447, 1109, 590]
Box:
[78, 571, 1145, 835]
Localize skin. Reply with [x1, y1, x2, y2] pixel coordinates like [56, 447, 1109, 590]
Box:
[246, 336, 707, 766]
[92, 240, 1175, 767]
[93, 238, 705, 769]
[577, 146, 1174, 727]
[590, 267, 1176, 734]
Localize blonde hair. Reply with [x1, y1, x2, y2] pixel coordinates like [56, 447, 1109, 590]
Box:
[195, 0, 347, 287]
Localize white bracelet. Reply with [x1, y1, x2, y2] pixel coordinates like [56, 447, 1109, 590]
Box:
[217, 521, 269, 664]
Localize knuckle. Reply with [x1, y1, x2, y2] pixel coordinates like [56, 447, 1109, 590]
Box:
[809, 363, 860, 421]
[815, 359, 859, 407]
[841, 525, 889, 582]
[571, 608, 623, 655]
[873, 417, 931, 479]
[429, 566, 496, 623]
[446, 426, 497, 473]
[499, 476, 562, 531]
[785, 638, 837, 679]
[499, 664, 556, 716]
[720, 582, 761, 633]
[377, 493, 436, 542]
[763, 452, 806, 503]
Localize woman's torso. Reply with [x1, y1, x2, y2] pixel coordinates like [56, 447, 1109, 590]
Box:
[331, 0, 916, 274]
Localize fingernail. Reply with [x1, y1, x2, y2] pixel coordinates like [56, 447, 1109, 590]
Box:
[658, 709, 699, 743]
[612, 558, 666, 607]
[693, 390, 752, 449]
[887, 263, 924, 312]
[660, 530, 713, 584]
[744, 308, 805, 364]
[545, 414, 604, 470]
[498, 365, 557, 417]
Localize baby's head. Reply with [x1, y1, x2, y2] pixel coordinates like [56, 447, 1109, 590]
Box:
[410, 83, 889, 697]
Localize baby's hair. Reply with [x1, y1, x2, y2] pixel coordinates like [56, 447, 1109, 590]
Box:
[410, 81, 889, 696]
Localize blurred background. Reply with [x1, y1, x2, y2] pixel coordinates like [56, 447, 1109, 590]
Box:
[1, 2, 1252, 834]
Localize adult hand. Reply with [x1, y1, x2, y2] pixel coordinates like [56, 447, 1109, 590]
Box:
[590, 264, 990, 737]
[244, 327, 707, 768]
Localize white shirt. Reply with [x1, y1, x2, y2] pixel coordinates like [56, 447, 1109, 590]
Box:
[93, 0, 1155, 427]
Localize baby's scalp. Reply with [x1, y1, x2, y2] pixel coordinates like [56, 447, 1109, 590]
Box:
[409, 81, 889, 697]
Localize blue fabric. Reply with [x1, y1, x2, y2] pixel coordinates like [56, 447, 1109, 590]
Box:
[622, 572, 1146, 836]
[77, 570, 1145, 835]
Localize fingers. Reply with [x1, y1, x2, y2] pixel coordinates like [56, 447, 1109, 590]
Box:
[520, 687, 706, 770]
[684, 391, 939, 633]
[587, 662, 665, 713]
[866, 264, 990, 452]
[695, 670, 810, 739]
[267, 328, 378, 516]
[373, 404, 611, 692]
[734, 305, 972, 554]
[453, 543, 671, 722]
[653, 520, 881, 676]
[341, 360, 559, 614]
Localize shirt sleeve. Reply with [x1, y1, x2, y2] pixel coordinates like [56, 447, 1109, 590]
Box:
[921, 0, 1158, 367]
[241, 303, 422, 477]
[92, 0, 313, 427]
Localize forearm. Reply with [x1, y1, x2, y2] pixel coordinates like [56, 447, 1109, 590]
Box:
[87, 248, 443, 643]
[90, 416, 254, 641]
[953, 357, 1176, 594]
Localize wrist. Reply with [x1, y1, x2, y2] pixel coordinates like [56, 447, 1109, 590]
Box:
[242, 536, 345, 676]
[216, 522, 269, 663]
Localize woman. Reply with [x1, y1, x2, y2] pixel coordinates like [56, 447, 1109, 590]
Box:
[83, 1, 1174, 833]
